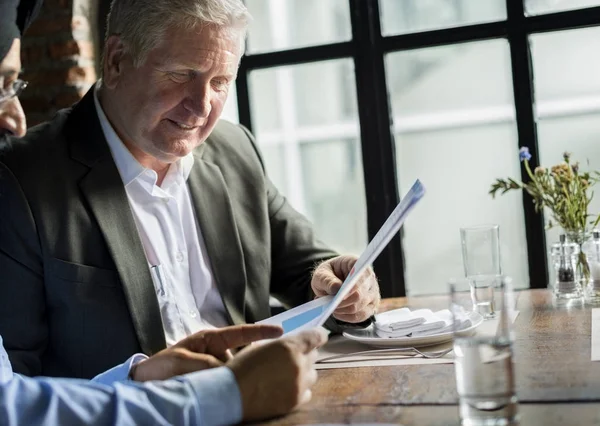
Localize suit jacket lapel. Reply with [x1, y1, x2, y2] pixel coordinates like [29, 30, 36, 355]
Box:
[188, 157, 247, 325]
[68, 88, 166, 355]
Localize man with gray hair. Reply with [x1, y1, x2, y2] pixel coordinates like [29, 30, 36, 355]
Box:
[0, 0, 380, 380]
[0, 0, 328, 424]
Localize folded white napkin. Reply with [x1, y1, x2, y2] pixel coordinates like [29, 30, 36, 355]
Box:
[375, 309, 449, 337]
[374, 308, 427, 331]
[374, 308, 471, 338]
[412, 311, 472, 337]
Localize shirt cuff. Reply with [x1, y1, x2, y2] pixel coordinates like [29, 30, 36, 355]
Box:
[90, 353, 149, 385]
[181, 366, 243, 426]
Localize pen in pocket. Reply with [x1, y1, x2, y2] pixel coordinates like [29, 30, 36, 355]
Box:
[150, 264, 167, 297]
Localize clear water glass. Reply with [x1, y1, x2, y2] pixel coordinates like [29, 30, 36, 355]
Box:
[460, 225, 501, 278]
[461, 225, 502, 319]
[450, 276, 519, 426]
[469, 275, 497, 319]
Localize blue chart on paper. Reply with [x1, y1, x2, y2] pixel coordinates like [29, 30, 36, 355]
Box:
[282, 305, 325, 333]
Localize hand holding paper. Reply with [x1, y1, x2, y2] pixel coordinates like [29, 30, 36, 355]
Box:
[257, 179, 426, 335]
[311, 255, 380, 323]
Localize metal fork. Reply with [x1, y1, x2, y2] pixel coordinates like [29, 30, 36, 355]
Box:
[317, 347, 453, 363]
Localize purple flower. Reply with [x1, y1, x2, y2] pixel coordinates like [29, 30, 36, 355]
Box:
[519, 147, 532, 162]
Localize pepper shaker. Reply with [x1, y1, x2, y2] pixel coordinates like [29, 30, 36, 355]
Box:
[551, 234, 582, 299]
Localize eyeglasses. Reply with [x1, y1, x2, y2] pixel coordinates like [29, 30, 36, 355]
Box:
[0, 79, 28, 106]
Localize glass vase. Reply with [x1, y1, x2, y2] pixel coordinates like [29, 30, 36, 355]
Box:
[566, 229, 591, 290]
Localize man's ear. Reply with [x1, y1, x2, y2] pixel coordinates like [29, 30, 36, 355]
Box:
[103, 35, 127, 89]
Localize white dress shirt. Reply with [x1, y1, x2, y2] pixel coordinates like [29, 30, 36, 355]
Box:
[93, 87, 229, 346]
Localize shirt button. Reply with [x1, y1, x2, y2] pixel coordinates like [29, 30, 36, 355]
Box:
[189, 310, 198, 318]
[162, 198, 170, 204]
[175, 251, 184, 262]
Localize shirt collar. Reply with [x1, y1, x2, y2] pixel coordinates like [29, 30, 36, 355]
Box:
[93, 82, 195, 187]
[179, 148, 195, 182]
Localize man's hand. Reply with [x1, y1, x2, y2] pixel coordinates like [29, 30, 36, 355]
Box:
[228, 327, 328, 422]
[132, 324, 283, 381]
[311, 255, 380, 323]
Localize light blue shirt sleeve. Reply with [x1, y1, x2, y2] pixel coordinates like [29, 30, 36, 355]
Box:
[91, 354, 148, 385]
[178, 367, 243, 426]
[0, 336, 243, 426]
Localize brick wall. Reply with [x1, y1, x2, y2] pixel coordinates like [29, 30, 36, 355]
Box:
[21, 0, 98, 126]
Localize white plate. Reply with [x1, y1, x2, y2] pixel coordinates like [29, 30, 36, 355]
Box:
[342, 311, 484, 348]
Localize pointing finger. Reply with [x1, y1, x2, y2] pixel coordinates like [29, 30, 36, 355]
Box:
[185, 324, 283, 354]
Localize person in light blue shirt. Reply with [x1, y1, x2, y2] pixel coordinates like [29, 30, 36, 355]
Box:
[0, 328, 328, 425]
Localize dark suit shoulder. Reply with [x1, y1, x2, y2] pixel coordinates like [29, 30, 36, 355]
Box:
[202, 119, 257, 155]
[200, 119, 265, 174]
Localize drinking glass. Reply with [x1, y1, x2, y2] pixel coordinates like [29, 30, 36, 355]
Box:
[461, 224, 501, 277]
[461, 225, 501, 319]
[450, 276, 518, 426]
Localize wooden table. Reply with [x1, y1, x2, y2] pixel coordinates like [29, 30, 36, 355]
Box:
[255, 289, 600, 425]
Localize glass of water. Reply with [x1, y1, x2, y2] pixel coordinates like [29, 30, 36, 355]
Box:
[469, 275, 497, 319]
[460, 225, 501, 319]
[450, 276, 518, 426]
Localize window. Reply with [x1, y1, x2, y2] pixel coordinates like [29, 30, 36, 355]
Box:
[245, 0, 351, 53]
[380, 0, 506, 36]
[525, 0, 600, 15]
[233, 0, 600, 296]
[248, 60, 367, 254]
[387, 40, 529, 294]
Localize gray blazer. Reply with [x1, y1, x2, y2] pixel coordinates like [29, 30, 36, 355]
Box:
[0, 88, 338, 379]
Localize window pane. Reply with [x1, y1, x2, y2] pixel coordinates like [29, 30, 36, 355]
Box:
[260, 145, 287, 194]
[245, 0, 351, 54]
[300, 139, 367, 254]
[386, 39, 530, 295]
[526, 0, 600, 15]
[530, 27, 600, 102]
[248, 60, 367, 254]
[531, 27, 600, 281]
[380, 0, 506, 36]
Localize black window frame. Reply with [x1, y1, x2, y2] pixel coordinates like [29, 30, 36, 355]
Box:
[238, 0, 600, 297]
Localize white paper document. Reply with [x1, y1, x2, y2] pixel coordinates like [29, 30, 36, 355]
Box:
[257, 179, 426, 334]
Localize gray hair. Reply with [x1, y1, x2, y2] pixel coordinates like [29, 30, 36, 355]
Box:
[105, 0, 251, 67]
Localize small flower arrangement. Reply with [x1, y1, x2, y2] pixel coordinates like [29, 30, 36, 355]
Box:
[490, 147, 600, 284]
[490, 147, 600, 233]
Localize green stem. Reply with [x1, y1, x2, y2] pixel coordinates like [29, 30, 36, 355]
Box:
[524, 159, 535, 182]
